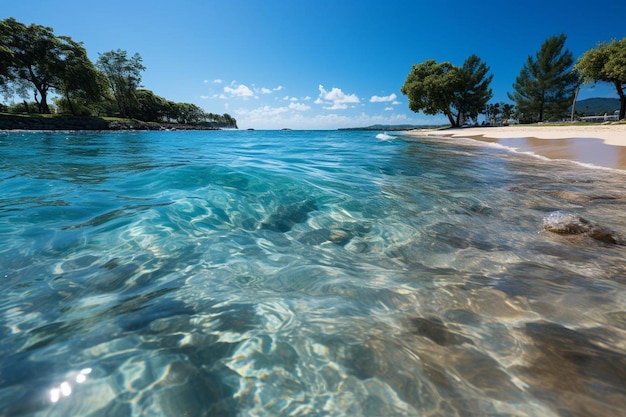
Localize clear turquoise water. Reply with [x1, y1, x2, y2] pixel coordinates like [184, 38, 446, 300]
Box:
[1, 130, 625, 417]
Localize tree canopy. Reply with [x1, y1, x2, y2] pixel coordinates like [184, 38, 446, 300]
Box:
[97, 49, 145, 118]
[400, 54, 493, 127]
[508, 34, 578, 122]
[0, 18, 236, 127]
[0, 18, 104, 114]
[574, 37, 626, 120]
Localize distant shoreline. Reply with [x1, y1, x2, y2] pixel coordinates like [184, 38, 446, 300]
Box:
[0, 114, 221, 131]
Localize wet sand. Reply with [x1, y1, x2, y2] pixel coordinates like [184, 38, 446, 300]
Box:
[414, 124, 626, 170]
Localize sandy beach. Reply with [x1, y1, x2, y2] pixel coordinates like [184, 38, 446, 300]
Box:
[413, 124, 626, 170]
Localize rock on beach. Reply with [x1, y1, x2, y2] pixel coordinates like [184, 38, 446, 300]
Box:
[542, 211, 623, 245]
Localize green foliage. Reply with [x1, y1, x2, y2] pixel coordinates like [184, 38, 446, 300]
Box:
[482, 102, 516, 124]
[0, 20, 14, 87]
[508, 34, 578, 122]
[97, 49, 146, 118]
[454, 55, 494, 124]
[0, 18, 238, 128]
[575, 38, 626, 120]
[55, 37, 106, 115]
[0, 18, 106, 115]
[401, 55, 493, 127]
[6, 100, 38, 114]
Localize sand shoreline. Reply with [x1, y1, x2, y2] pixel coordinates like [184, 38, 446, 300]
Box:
[409, 124, 626, 170]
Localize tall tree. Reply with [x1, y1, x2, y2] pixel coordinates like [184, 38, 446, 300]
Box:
[0, 20, 15, 90]
[0, 18, 103, 114]
[508, 34, 578, 122]
[452, 54, 493, 125]
[97, 49, 145, 118]
[401, 55, 493, 127]
[55, 37, 105, 115]
[575, 38, 626, 120]
[0, 18, 61, 113]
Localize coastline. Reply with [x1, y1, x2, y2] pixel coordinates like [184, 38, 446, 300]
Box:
[410, 124, 626, 170]
[0, 113, 221, 131]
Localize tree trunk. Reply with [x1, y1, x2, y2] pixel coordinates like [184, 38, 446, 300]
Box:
[65, 91, 76, 115]
[34, 85, 50, 114]
[615, 80, 626, 121]
[445, 108, 457, 127]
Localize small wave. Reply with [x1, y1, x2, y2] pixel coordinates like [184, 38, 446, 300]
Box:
[463, 137, 619, 171]
[376, 133, 396, 141]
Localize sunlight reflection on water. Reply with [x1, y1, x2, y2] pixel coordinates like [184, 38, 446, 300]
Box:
[1, 130, 625, 416]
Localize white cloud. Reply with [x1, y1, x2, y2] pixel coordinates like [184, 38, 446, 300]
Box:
[289, 102, 310, 111]
[213, 79, 223, 84]
[232, 105, 445, 130]
[317, 85, 360, 110]
[236, 102, 309, 120]
[224, 84, 255, 98]
[370, 93, 397, 103]
[384, 106, 393, 111]
[252, 85, 284, 95]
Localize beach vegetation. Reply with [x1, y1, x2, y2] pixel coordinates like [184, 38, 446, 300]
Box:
[575, 38, 626, 120]
[401, 54, 493, 127]
[483, 102, 516, 125]
[97, 49, 145, 119]
[0, 18, 237, 128]
[0, 18, 104, 115]
[508, 34, 578, 123]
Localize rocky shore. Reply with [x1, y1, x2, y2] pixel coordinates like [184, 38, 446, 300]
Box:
[0, 114, 221, 131]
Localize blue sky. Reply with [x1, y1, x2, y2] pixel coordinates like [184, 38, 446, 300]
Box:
[4, 0, 625, 129]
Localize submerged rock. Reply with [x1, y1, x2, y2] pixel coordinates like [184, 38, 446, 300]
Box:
[542, 211, 623, 245]
[258, 199, 318, 232]
[408, 316, 473, 347]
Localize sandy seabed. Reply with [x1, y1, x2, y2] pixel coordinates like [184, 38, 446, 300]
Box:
[413, 124, 626, 170]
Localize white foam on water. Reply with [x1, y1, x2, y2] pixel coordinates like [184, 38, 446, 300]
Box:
[376, 133, 396, 141]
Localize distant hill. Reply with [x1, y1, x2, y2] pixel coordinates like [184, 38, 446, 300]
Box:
[573, 98, 620, 115]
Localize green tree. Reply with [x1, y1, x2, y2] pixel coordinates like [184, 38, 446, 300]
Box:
[453, 54, 493, 125]
[508, 34, 578, 122]
[55, 37, 105, 115]
[0, 18, 103, 114]
[0, 18, 61, 113]
[501, 103, 515, 120]
[221, 113, 237, 128]
[0, 20, 15, 90]
[135, 89, 170, 122]
[401, 55, 493, 127]
[97, 49, 145, 118]
[574, 38, 626, 120]
[482, 102, 516, 124]
[483, 102, 501, 124]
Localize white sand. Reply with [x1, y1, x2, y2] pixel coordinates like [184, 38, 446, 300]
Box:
[417, 124, 626, 147]
[406, 123, 626, 170]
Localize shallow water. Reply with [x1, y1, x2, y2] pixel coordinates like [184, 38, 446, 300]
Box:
[1, 130, 625, 417]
